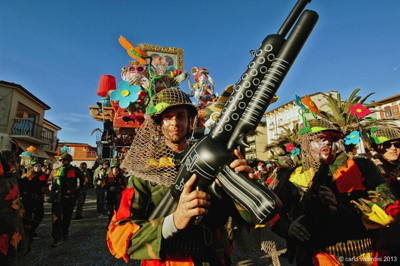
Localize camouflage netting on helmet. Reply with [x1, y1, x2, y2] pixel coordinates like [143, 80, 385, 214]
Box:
[121, 88, 196, 186]
[371, 126, 400, 144]
[146, 88, 197, 117]
[120, 117, 178, 186]
[296, 119, 344, 172]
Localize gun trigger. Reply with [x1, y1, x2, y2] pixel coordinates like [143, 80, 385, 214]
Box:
[209, 182, 222, 200]
[238, 137, 249, 148]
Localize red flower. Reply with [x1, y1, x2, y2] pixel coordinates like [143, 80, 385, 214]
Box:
[0, 234, 9, 255]
[349, 104, 371, 118]
[285, 143, 295, 152]
[386, 200, 400, 218]
[4, 185, 18, 200]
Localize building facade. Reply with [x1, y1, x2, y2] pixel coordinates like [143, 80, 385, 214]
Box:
[55, 142, 97, 168]
[0, 81, 61, 165]
[370, 94, 400, 126]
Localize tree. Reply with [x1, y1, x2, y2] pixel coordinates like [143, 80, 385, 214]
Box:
[317, 88, 375, 135]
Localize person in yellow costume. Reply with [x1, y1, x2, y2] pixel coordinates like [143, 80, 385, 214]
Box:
[271, 119, 399, 266]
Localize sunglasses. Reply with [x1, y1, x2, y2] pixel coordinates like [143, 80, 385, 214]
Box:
[123, 65, 147, 74]
[382, 142, 400, 149]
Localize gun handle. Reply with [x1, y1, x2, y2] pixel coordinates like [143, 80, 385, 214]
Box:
[217, 164, 280, 224]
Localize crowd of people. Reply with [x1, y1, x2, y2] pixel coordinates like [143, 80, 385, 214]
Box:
[0, 150, 129, 265]
[1, 88, 400, 265]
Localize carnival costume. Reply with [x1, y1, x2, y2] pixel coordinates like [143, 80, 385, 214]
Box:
[0, 153, 25, 265]
[107, 89, 255, 265]
[271, 119, 399, 265]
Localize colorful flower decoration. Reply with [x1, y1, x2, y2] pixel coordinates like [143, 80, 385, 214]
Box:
[291, 147, 300, 156]
[349, 103, 371, 119]
[60, 145, 70, 153]
[386, 200, 400, 219]
[21, 151, 31, 157]
[284, 143, 300, 156]
[344, 131, 361, 145]
[294, 95, 306, 109]
[333, 157, 366, 193]
[110, 81, 141, 109]
[301, 95, 321, 115]
[294, 95, 322, 135]
[26, 146, 36, 153]
[285, 143, 295, 153]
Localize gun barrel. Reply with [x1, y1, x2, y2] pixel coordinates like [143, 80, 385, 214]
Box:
[209, 0, 312, 146]
[226, 10, 318, 150]
[277, 0, 312, 36]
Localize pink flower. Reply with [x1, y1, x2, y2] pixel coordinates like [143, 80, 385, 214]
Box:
[349, 104, 371, 118]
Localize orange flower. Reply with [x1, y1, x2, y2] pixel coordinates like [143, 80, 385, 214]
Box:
[333, 157, 366, 193]
[26, 145, 36, 153]
[301, 95, 320, 115]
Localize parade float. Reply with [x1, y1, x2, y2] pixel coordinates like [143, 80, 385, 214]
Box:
[89, 36, 218, 161]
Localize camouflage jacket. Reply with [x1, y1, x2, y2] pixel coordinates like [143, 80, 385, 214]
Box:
[125, 175, 256, 264]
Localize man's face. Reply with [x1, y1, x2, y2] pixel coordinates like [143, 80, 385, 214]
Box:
[309, 132, 341, 164]
[160, 106, 190, 148]
[61, 159, 70, 166]
[379, 140, 400, 162]
[33, 164, 42, 172]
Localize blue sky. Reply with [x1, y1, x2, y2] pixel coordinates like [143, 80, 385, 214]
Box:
[1, 0, 400, 146]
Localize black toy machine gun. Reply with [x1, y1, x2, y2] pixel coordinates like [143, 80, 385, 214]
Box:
[150, 0, 319, 224]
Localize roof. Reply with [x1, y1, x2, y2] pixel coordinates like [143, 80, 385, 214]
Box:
[370, 94, 400, 106]
[0, 80, 51, 110]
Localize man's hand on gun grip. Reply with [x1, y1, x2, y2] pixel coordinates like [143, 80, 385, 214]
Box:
[173, 174, 211, 230]
[229, 149, 256, 179]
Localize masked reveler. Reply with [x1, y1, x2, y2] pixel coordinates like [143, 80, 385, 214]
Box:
[107, 88, 260, 265]
[0, 151, 25, 265]
[271, 119, 399, 265]
[19, 158, 48, 242]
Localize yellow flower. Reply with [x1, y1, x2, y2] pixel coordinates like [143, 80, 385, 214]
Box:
[366, 204, 395, 226]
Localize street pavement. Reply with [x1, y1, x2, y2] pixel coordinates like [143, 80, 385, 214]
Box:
[18, 189, 291, 266]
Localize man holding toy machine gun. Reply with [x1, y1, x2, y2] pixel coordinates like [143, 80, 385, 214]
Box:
[106, 0, 318, 264]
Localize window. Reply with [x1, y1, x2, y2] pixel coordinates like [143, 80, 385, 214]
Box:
[384, 106, 392, 118]
[13, 104, 39, 136]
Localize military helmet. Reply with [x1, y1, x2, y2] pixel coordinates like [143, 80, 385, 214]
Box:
[147, 88, 197, 120]
[372, 126, 400, 144]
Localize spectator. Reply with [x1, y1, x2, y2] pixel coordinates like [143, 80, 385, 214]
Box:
[48, 153, 83, 247]
[74, 162, 92, 219]
[18, 158, 47, 241]
[104, 160, 127, 224]
[93, 160, 110, 216]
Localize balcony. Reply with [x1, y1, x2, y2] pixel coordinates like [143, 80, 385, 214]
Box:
[11, 118, 56, 148]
